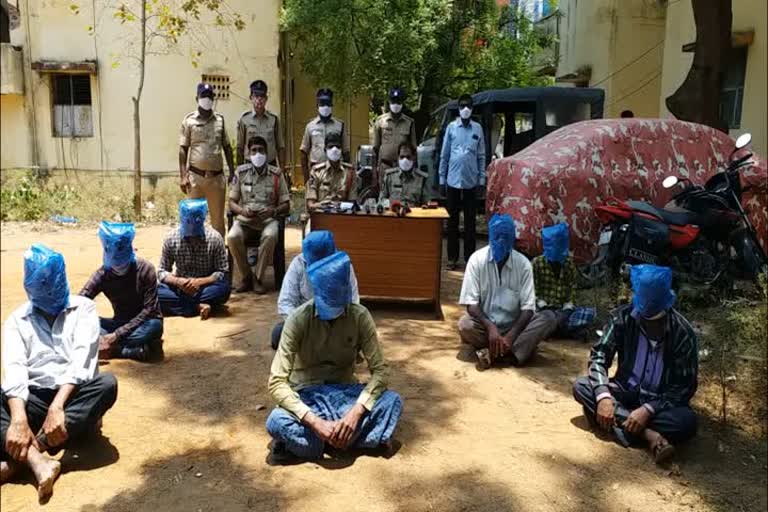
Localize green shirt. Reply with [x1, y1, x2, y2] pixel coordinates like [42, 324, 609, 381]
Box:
[531, 255, 577, 308]
[268, 301, 389, 419]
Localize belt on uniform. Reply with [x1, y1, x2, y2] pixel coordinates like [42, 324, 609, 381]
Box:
[189, 167, 223, 178]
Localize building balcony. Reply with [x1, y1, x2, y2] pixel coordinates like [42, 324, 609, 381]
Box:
[1, 43, 24, 95]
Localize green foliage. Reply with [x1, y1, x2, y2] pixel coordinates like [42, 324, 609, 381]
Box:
[1, 172, 80, 221]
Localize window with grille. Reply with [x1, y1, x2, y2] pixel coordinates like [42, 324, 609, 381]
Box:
[201, 74, 230, 100]
[719, 46, 747, 130]
[52, 74, 93, 137]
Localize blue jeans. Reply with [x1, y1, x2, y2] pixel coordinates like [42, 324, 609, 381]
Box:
[266, 384, 403, 459]
[101, 317, 163, 355]
[157, 279, 231, 317]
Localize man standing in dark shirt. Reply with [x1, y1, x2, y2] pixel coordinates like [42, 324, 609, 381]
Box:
[80, 222, 163, 361]
[572, 265, 698, 464]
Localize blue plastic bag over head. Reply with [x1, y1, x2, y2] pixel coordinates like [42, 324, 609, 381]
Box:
[630, 264, 676, 319]
[542, 223, 569, 263]
[23, 244, 70, 316]
[307, 251, 353, 320]
[98, 221, 136, 270]
[179, 198, 208, 238]
[303, 230, 336, 266]
[488, 214, 516, 263]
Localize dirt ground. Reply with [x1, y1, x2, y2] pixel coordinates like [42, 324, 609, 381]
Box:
[0, 222, 766, 512]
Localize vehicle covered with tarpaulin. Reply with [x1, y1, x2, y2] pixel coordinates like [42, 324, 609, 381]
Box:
[485, 118, 767, 263]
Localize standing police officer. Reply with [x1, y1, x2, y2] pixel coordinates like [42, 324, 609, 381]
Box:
[178, 82, 236, 238]
[373, 87, 417, 192]
[300, 88, 348, 184]
[236, 80, 285, 169]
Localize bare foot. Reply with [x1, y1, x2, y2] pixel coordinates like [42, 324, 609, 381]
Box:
[1, 460, 18, 483]
[645, 428, 675, 464]
[30, 456, 61, 502]
[198, 303, 212, 320]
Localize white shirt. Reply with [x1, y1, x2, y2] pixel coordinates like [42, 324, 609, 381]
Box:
[277, 254, 360, 318]
[459, 247, 536, 331]
[2, 295, 101, 402]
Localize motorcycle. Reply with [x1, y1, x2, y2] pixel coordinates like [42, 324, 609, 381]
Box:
[581, 132, 767, 288]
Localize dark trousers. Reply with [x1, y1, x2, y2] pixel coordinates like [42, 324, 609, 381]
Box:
[0, 373, 118, 460]
[101, 317, 163, 355]
[271, 321, 284, 350]
[446, 186, 477, 264]
[157, 280, 231, 317]
[572, 377, 697, 445]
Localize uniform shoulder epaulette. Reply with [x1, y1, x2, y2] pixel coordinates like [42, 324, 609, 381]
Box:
[215, 112, 225, 121]
[239, 110, 252, 119]
[235, 163, 251, 174]
[402, 113, 415, 123]
[340, 162, 353, 169]
[311, 162, 327, 171]
[414, 168, 428, 178]
[268, 165, 282, 175]
[183, 111, 197, 120]
[384, 167, 399, 176]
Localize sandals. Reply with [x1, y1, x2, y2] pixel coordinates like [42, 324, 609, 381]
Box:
[475, 349, 492, 371]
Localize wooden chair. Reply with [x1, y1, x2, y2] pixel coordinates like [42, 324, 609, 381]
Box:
[226, 211, 286, 290]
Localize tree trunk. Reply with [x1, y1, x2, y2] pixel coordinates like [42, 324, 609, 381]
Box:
[665, 0, 731, 132]
[132, 0, 147, 218]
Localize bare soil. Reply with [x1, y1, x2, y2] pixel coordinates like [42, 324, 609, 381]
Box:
[0, 223, 766, 512]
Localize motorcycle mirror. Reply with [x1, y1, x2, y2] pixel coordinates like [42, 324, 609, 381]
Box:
[662, 176, 679, 189]
[735, 133, 752, 149]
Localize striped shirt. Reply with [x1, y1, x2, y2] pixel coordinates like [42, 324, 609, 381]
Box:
[588, 304, 698, 414]
[157, 226, 229, 282]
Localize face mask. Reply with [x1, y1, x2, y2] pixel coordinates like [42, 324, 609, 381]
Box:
[179, 198, 209, 238]
[250, 153, 267, 168]
[99, 221, 136, 270]
[399, 158, 414, 172]
[318, 105, 332, 118]
[327, 147, 342, 162]
[488, 214, 516, 263]
[459, 107, 472, 120]
[198, 97, 214, 111]
[24, 244, 70, 317]
[390, 103, 403, 114]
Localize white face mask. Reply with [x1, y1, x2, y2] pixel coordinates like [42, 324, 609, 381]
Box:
[326, 147, 342, 162]
[250, 152, 267, 168]
[318, 105, 332, 118]
[459, 106, 472, 120]
[198, 97, 214, 111]
[390, 103, 403, 114]
[399, 157, 414, 172]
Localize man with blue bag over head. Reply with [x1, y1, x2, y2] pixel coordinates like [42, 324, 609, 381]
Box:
[157, 198, 231, 320]
[572, 265, 699, 464]
[80, 222, 164, 361]
[532, 223, 595, 341]
[266, 252, 402, 463]
[1, 245, 118, 500]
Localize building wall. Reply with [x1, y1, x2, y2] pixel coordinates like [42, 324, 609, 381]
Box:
[2, 0, 282, 173]
[556, 0, 666, 118]
[659, 0, 767, 155]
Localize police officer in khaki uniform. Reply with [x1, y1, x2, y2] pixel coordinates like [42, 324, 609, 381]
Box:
[227, 136, 290, 294]
[305, 132, 357, 211]
[373, 87, 417, 191]
[236, 80, 285, 168]
[179, 82, 236, 238]
[300, 88, 349, 184]
[379, 141, 427, 205]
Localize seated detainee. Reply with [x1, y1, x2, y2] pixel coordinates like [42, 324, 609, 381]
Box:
[272, 230, 360, 349]
[80, 221, 164, 362]
[1, 245, 118, 500]
[227, 136, 291, 295]
[458, 214, 558, 371]
[305, 132, 357, 211]
[573, 265, 698, 464]
[157, 198, 231, 320]
[266, 252, 402, 463]
[532, 223, 595, 341]
[378, 142, 428, 205]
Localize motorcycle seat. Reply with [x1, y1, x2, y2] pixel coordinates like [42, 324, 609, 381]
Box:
[627, 201, 698, 226]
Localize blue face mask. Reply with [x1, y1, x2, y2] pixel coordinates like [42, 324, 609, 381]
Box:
[307, 251, 353, 321]
[542, 223, 569, 263]
[488, 214, 516, 263]
[303, 231, 336, 266]
[631, 264, 676, 319]
[99, 221, 136, 270]
[179, 198, 208, 238]
[23, 244, 70, 316]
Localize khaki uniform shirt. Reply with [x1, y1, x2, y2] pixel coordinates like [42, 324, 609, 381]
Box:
[236, 110, 283, 164]
[305, 161, 357, 203]
[179, 110, 229, 171]
[300, 116, 348, 164]
[373, 112, 417, 165]
[379, 167, 428, 205]
[229, 163, 290, 229]
[268, 301, 389, 419]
